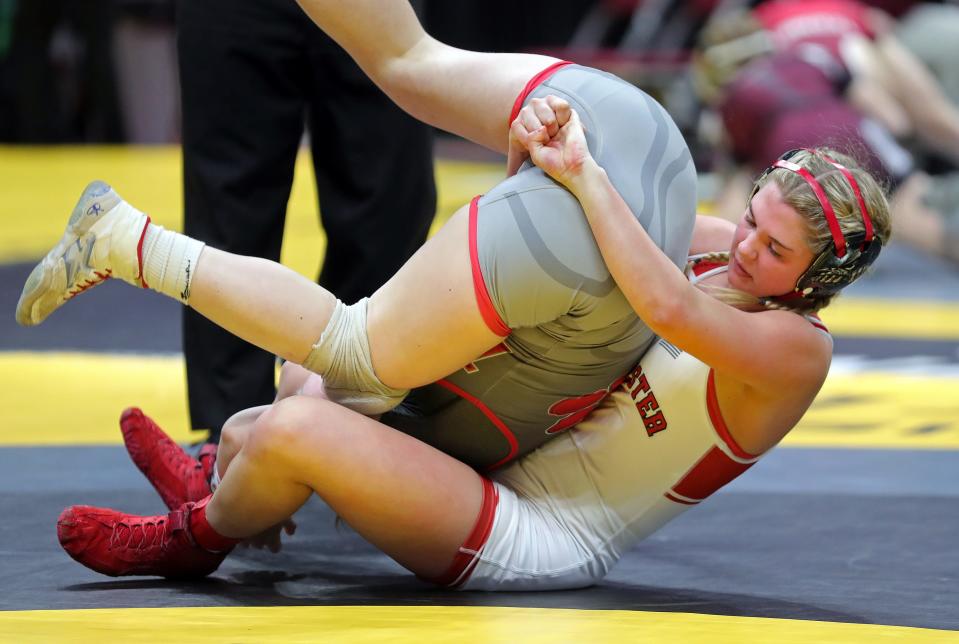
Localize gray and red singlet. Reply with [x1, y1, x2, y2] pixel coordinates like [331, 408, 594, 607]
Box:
[381, 63, 697, 469]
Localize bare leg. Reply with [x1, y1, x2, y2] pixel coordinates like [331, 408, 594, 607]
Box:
[188, 249, 337, 366]
[295, 0, 560, 153]
[23, 9, 525, 390]
[20, 182, 502, 397]
[176, 5, 559, 367]
[206, 395, 485, 577]
[23, 3, 550, 388]
[215, 406, 266, 480]
[215, 362, 323, 478]
[184, 202, 500, 390]
[366, 204, 502, 388]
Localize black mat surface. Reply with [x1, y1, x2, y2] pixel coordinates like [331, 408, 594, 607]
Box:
[1, 446, 956, 630]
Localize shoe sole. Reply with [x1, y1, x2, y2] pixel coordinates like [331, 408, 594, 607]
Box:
[15, 180, 117, 327]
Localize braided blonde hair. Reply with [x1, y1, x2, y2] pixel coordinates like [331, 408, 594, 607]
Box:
[693, 148, 892, 314]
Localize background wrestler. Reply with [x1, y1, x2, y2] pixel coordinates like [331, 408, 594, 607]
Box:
[694, 0, 959, 263]
[55, 98, 891, 587]
[17, 0, 697, 470]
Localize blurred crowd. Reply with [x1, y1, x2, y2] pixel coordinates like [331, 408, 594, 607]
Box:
[0, 0, 594, 144]
[1, 0, 958, 263]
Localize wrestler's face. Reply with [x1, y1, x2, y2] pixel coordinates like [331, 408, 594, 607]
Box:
[729, 182, 816, 297]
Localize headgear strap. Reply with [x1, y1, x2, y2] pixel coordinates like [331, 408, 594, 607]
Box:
[771, 158, 848, 256]
[771, 149, 877, 258]
[817, 153, 875, 243]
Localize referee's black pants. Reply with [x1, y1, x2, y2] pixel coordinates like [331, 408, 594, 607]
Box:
[177, 0, 436, 441]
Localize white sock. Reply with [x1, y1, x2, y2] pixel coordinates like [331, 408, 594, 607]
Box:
[209, 460, 221, 492]
[140, 224, 206, 303]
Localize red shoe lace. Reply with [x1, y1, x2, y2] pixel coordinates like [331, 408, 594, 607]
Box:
[109, 516, 168, 551]
[156, 437, 203, 481]
[66, 269, 112, 299]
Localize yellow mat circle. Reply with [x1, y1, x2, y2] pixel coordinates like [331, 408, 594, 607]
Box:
[1, 605, 956, 643]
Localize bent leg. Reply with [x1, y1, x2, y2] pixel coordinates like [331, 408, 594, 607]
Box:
[366, 202, 503, 389]
[22, 186, 502, 400]
[206, 395, 486, 578]
[215, 362, 323, 479]
[188, 248, 338, 366]
[190, 201, 502, 391]
[215, 406, 268, 481]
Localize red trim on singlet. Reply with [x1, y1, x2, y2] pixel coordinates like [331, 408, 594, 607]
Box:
[469, 196, 511, 337]
[509, 61, 575, 124]
[668, 446, 756, 504]
[690, 261, 726, 278]
[435, 378, 519, 470]
[426, 477, 499, 588]
[136, 215, 151, 288]
[706, 369, 759, 461]
[664, 491, 699, 506]
[807, 314, 829, 333]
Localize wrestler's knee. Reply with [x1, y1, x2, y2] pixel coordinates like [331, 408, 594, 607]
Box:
[217, 408, 261, 476]
[220, 415, 250, 460]
[246, 396, 333, 465]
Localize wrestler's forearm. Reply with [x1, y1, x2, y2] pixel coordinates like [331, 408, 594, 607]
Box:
[566, 162, 693, 332]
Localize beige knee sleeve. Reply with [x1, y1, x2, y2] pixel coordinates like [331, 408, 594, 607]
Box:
[302, 297, 409, 415]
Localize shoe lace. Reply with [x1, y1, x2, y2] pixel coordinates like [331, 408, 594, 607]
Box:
[156, 437, 203, 481]
[110, 516, 168, 551]
[67, 269, 112, 299]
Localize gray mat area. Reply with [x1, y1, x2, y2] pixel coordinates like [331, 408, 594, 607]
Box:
[1, 445, 956, 630]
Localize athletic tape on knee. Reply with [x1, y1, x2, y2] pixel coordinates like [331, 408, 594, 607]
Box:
[302, 298, 409, 415]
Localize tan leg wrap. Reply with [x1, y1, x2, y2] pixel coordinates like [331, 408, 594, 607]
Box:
[302, 298, 409, 415]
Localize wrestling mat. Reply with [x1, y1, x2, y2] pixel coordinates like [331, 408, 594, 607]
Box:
[0, 146, 956, 642]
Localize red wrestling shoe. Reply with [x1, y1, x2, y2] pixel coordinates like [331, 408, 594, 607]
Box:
[120, 407, 215, 509]
[57, 497, 234, 579]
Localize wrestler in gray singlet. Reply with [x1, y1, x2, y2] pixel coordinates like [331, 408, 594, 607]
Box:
[382, 64, 697, 469]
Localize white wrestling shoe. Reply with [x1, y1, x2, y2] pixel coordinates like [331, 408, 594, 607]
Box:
[15, 180, 151, 327]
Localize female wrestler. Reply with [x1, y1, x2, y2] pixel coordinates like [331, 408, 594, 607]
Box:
[55, 97, 890, 588]
[17, 0, 697, 471]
